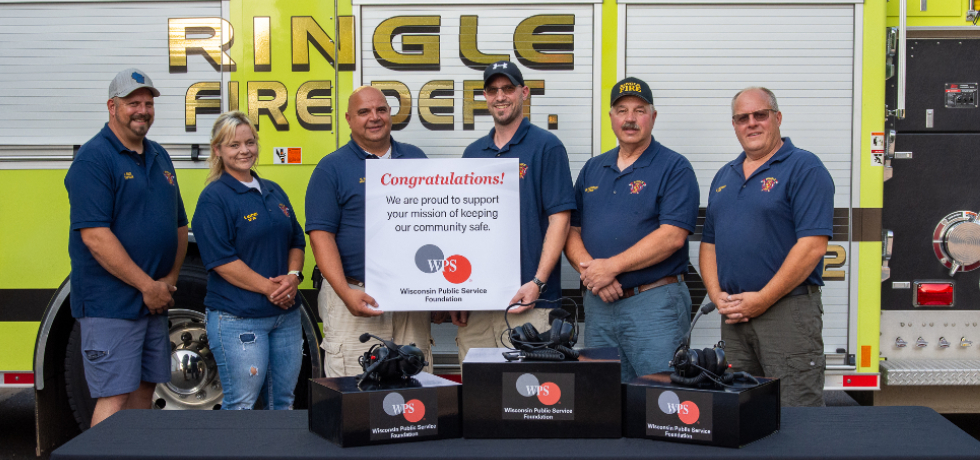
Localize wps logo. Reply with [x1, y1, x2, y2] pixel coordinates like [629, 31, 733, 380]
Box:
[382, 392, 425, 423]
[515, 373, 561, 406]
[658, 390, 699, 425]
[415, 244, 471, 284]
[760, 177, 778, 192]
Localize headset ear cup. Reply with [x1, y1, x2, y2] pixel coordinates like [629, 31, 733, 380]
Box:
[549, 319, 564, 344]
[701, 348, 718, 375]
[558, 320, 573, 344]
[522, 323, 541, 343]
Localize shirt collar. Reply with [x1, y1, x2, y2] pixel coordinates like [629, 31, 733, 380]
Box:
[482, 117, 531, 154]
[729, 137, 794, 171]
[100, 123, 156, 160]
[347, 136, 406, 160]
[600, 137, 662, 172]
[217, 169, 264, 195]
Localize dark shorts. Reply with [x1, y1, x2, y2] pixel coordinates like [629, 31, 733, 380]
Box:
[79, 314, 171, 398]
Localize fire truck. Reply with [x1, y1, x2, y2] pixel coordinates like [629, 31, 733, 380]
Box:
[0, 0, 977, 454]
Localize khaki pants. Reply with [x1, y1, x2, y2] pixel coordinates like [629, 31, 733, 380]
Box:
[318, 283, 433, 378]
[455, 308, 552, 365]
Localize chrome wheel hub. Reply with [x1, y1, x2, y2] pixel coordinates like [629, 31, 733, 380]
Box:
[153, 309, 223, 410]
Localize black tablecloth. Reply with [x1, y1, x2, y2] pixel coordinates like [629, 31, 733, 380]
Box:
[51, 406, 980, 460]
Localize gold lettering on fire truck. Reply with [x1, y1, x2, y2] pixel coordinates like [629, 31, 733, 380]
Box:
[419, 80, 455, 130]
[185, 82, 221, 132]
[823, 245, 846, 281]
[169, 18, 236, 73]
[374, 16, 441, 71]
[296, 81, 332, 131]
[291, 16, 355, 72]
[253, 17, 271, 72]
[371, 81, 412, 130]
[459, 15, 509, 70]
[513, 15, 574, 70]
[247, 81, 289, 131]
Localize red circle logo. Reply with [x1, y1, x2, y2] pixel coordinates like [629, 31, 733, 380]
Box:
[536, 382, 561, 406]
[403, 399, 425, 423]
[677, 401, 700, 425]
[442, 255, 471, 284]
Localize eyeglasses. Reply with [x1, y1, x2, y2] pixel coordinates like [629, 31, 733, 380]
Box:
[732, 109, 776, 125]
[485, 85, 519, 96]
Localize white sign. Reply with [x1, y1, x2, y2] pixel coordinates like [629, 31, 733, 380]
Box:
[273, 147, 302, 164]
[365, 158, 520, 311]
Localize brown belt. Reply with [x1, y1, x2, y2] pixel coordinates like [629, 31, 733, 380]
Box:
[345, 276, 364, 288]
[620, 274, 684, 299]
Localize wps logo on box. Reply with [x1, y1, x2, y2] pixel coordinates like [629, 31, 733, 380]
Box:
[645, 388, 713, 441]
[415, 244, 471, 284]
[369, 389, 439, 441]
[382, 392, 425, 423]
[502, 372, 575, 420]
[657, 390, 699, 425]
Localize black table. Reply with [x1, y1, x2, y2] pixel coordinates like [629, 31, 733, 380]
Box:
[51, 406, 980, 460]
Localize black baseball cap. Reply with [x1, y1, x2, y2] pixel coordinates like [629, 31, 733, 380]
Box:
[611, 77, 653, 106]
[483, 60, 524, 87]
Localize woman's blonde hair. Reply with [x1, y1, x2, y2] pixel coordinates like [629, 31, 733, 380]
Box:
[206, 111, 259, 183]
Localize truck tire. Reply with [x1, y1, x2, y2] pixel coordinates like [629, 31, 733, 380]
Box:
[63, 255, 321, 429]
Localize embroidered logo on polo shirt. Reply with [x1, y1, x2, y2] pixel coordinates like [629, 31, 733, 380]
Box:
[279, 204, 290, 217]
[715, 185, 726, 193]
[359, 177, 366, 184]
[760, 177, 779, 192]
[628, 180, 646, 194]
[519, 163, 528, 179]
[163, 170, 175, 186]
[244, 212, 258, 222]
[585, 186, 598, 193]
[124, 172, 134, 180]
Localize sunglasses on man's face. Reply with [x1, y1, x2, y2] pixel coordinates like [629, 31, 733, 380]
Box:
[484, 85, 520, 97]
[732, 109, 776, 125]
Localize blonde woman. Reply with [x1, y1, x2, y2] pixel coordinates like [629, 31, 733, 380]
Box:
[192, 111, 306, 409]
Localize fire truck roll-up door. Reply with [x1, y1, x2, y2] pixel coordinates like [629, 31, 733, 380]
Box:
[355, 2, 600, 372]
[622, 3, 867, 390]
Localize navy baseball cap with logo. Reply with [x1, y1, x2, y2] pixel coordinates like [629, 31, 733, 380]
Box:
[108, 68, 160, 99]
[483, 60, 524, 87]
[611, 77, 653, 106]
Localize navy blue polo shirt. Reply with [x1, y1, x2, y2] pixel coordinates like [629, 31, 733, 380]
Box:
[702, 138, 835, 294]
[193, 172, 306, 318]
[463, 117, 576, 302]
[305, 137, 427, 282]
[571, 138, 699, 290]
[65, 123, 188, 319]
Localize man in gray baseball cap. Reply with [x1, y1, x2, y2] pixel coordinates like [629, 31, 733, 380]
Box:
[64, 68, 188, 426]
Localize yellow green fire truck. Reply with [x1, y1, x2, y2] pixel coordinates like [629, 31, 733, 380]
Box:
[1, 0, 978, 454]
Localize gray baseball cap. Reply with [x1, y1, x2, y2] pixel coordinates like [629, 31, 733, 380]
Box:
[108, 68, 160, 99]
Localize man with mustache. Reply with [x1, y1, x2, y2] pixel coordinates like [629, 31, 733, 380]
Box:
[306, 85, 433, 377]
[700, 87, 834, 406]
[564, 77, 699, 382]
[452, 61, 576, 362]
[64, 68, 188, 425]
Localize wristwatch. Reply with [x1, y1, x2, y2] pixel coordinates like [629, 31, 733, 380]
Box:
[288, 270, 304, 283]
[531, 277, 546, 292]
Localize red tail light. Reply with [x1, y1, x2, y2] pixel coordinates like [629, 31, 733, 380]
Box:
[914, 281, 954, 307]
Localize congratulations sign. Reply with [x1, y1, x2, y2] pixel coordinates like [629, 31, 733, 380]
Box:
[365, 158, 519, 311]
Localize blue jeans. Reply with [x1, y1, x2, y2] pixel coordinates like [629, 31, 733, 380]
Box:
[206, 308, 302, 410]
[584, 281, 691, 382]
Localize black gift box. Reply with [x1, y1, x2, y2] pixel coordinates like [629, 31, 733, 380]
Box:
[624, 372, 780, 447]
[461, 347, 621, 438]
[308, 372, 461, 447]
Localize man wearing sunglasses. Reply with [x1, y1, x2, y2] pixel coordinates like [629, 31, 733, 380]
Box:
[451, 61, 576, 363]
[699, 87, 835, 407]
[564, 77, 700, 382]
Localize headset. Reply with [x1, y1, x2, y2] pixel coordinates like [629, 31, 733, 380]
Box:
[356, 333, 428, 387]
[669, 302, 759, 389]
[502, 297, 580, 361]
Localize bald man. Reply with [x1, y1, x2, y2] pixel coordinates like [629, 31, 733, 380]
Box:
[306, 86, 432, 377]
